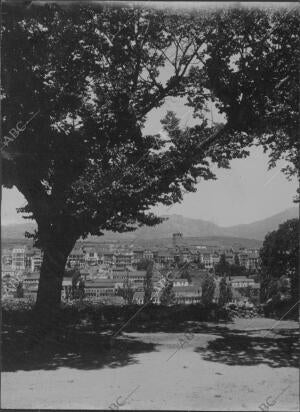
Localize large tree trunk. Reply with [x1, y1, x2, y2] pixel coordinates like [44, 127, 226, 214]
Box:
[29, 238, 76, 347]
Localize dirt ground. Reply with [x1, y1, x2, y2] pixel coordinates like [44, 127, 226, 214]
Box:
[2, 317, 299, 410]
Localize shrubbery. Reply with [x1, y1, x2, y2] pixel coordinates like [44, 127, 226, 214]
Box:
[2, 299, 232, 331]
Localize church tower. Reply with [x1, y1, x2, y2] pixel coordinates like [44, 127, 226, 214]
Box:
[172, 232, 183, 249]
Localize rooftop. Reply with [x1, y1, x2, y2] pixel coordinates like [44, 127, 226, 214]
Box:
[173, 285, 201, 293]
[85, 280, 115, 288]
[24, 272, 40, 280]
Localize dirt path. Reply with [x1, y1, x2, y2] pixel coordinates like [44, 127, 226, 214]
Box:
[2, 318, 299, 410]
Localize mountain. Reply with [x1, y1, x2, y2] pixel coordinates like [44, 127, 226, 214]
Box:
[222, 206, 299, 240]
[1, 207, 298, 243]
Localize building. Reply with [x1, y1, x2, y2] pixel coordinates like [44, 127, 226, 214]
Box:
[12, 247, 26, 270]
[67, 249, 85, 268]
[143, 250, 154, 261]
[132, 249, 145, 264]
[211, 253, 220, 266]
[23, 286, 38, 301]
[227, 276, 260, 305]
[246, 254, 260, 270]
[1, 265, 16, 278]
[172, 232, 183, 249]
[84, 279, 116, 301]
[61, 278, 73, 300]
[225, 254, 234, 265]
[238, 253, 249, 267]
[155, 250, 174, 265]
[31, 252, 42, 272]
[133, 290, 145, 305]
[173, 279, 189, 287]
[24, 272, 40, 288]
[180, 247, 192, 263]
[83, 248, 99, 265]
[103, 252, 116, 266]
[173, 285, 202, 304]
[128, 270, 147, 286]
[2, 251, 12, 267]
[115, 253, 133, 266]
[229, 276, 256, 288]
[201, 253, 214, 269]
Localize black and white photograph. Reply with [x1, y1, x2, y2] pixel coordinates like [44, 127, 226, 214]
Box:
[1, 1, 299, 410]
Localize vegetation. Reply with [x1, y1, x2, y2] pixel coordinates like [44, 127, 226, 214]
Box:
[160, 281, 176, 306]
[215, 254, 231, 277]
[116, 277, 135, 305]
[136, 259, 152, 270]
[2, 4, 299, 328]
[180, 267, 192, 284]
[218, 277, 233, 307]
[260, 219, 299, 304]
[215, 253, 250, 278]
[16, 282, 24, 298]
[238, 285, 259, 305]
[143, 261, 154, 304]
[201, 274, 216, 306]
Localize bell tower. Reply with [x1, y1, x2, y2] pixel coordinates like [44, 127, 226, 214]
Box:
[172, 232, 183, 249]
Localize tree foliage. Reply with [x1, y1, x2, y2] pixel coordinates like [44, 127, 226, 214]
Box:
[16, 282, 24, 298]
[260, 218, 299, 303]
[1, 4, 299, 315]
[116, 277, 135, 305]
[218, 277, 232, 307]
[197, 7, 300, 191]
[136, 259, 152, 270]
[160, 281, 175, 306]
[201, 274, 216, 306]
[143, 261, 153, 304]
[215, 254, 230, 277]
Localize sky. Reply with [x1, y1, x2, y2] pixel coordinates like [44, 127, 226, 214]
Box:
[143, 97, 298, 226]
[1, 2, 298, 227]
[2, 96, 297, 226]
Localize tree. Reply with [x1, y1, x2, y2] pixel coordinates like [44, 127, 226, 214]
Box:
[1, 4, 228, 325]
[215, 254, 230, 277]
[2, 4, 298, 328]
[78, 277, 85, 302]
[16, 281, 24, 298]
[143, 261, 153, 304]
[234, 254, 240, 267]
[260, 219, 299, 304]
[71, 269, 81, 300]
[180, 266, 192, 284]
[241, 285, 259, 305]
[137, 259, 152, 270]
[218, 277, 232, 307]
[160, 281, 175, 306]
[201, 274, 216, 306]
[197, 8, 300, 194]
[116, 277, 135, 305]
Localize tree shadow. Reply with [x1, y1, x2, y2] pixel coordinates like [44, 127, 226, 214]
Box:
[2, 327, 157, 372]
[194, 328, 299, 368]
[110, 319, 232, 334]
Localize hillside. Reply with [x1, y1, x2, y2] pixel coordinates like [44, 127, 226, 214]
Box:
[222, 206, 299, 240]
[2, 206, 298, 244]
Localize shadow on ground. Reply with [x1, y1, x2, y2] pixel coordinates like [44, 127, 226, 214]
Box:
[2, 326, 157, 372]
[195, 328, 299, 368]
[3, 319, 299, 372]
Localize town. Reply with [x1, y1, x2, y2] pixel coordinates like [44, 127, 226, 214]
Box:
[2, 232, 261, 308]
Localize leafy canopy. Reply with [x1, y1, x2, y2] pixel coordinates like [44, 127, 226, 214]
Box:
[259, 218, 299, 303]
[2, 4, 298, 251]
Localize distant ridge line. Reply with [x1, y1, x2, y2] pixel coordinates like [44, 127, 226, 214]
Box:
[2, 206, 298, 242]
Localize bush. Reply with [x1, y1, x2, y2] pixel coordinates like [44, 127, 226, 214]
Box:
[2, 299, 233, 334]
